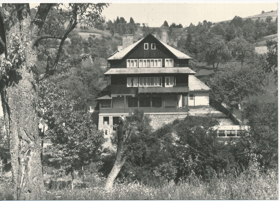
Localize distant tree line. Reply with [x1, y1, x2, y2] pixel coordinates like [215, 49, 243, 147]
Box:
[179, 16, 277, 67]
[106, 17, 138, 36]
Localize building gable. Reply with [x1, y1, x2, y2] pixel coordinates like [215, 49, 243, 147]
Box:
[124, 34, 177, 60]
[108, 34, 191, 61]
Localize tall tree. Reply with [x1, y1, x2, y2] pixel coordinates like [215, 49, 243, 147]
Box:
[263, 40, 278, 84]
[204, 35, 231, 71]
[228, 37, 255, 65]
[104, 110, 153, 190]
[209, 62, 266, 109]
[162, 20, 169, 27]
[40, 78, 104, 189]
[0, 3, 107, 199]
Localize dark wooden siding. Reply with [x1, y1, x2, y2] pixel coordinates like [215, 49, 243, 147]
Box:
[174, 59, 189, 67]
[109, 34, 190, 68]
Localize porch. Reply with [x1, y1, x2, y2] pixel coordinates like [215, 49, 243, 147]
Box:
[98, 93, 189, 113]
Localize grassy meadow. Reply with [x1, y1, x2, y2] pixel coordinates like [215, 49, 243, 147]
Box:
[0, 167, 278, 200]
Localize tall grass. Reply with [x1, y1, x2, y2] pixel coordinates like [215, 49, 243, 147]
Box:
[43, 168, 278, 200]
[1, 168, 278, 200]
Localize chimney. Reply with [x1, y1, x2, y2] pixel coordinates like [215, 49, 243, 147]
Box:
[160, 27, 169, 44]
[122, 34, 134, 49]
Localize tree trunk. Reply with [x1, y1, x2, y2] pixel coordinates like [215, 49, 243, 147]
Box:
[104, 120, 126, 190]
[7, 66, 45, 200]
[1, 4, 46, 199]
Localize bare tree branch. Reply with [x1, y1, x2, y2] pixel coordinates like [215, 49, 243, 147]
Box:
[52, 5, 78, 73]
[32, 35, 63, 47]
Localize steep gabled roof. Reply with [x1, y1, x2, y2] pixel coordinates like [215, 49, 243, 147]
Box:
[108, 34, 191, 60]
[159, 40, 191, 59]
[108, 38, 145, 60]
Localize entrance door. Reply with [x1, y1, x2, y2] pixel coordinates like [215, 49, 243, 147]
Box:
[183, 95, 188, 107]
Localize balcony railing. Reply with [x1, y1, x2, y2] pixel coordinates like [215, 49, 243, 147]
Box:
[100, 106, 189, 113]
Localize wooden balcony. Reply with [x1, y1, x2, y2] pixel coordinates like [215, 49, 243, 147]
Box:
[100, 106, 189, 113]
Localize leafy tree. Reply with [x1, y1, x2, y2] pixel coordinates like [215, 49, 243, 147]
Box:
[242, 100, 278, 170]
[0, 3, 107, 199]
[242, 19, 256, 43]
[230, 16, 243, 28]
[226, 24, 237, 41]
[185, 32, 192, 50]
[205, 35, 231, 71]
[152, 116, 244, 181]
[263, 40, 278, 84]
[254, 18, 267, 40]
[210, 24, 226, 38]
[40, 80, 104, 189]
[162, 20, 169, 27]
[228, 37, 255, 65]
[0, 117, 9, 170]
[209, 62, 266, 109]
[104, 110, 154, 190]
[267, 20, 277, 35]
[265, 16, 273, 24]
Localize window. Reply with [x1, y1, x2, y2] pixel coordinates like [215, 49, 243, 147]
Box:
[139, 59, 162, 68]
[127, 59, 138, 68]
[139, 59, 143, 67]
[218, 130, 226, 137]
[128, 97, 138, 107]
[150, 59, 154, 67]
[165, 77, 175, 87]
[228, 130, 236, 137]
[139, 97, 150, 107]
[189, 94, 194, 100]
[144, 43, 149, 50]
[152, 97, 162, 107]
[165, 58, 174, 67]
[151, 43, 156, 50]
[101, 100, 111, 108]
[103, 117, 109, 125]
[139, 77, 162, 87]
[127, 77, 139, 87]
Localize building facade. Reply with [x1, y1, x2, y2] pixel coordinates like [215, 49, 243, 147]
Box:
[97, 34, 210, 135]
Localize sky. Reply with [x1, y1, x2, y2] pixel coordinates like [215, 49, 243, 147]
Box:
[19, 1, 278, 27]
[101, 2, 278, 27]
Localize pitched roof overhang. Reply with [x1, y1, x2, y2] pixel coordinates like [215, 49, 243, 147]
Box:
[97, 95, 112, 100]
[104, 67, 195, 75]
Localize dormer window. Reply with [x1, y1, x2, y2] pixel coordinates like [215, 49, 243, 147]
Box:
[144, 43, 149, 50]
[151, 43, 156, 50]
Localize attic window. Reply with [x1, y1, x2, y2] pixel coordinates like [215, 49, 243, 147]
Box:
[151, 43, 156, 50]
[144, 43, 149, 50]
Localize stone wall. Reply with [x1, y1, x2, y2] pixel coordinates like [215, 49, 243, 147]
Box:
[148, 113, 188, 130]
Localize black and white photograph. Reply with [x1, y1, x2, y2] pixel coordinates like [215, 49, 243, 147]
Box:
[0, 1, 278, 200]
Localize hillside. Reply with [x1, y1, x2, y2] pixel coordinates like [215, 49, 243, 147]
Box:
[246, 10, 278, 21]
[216, 10, 277, 24]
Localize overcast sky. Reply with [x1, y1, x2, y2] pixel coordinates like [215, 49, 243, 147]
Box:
[102, 2, 278, 27]
[24, 1, 278, 27]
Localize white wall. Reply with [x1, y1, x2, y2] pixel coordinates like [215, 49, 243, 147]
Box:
[188, 92, 209, 106]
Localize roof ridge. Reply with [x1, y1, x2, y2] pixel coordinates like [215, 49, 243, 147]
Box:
[107, 34, 191, 60]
